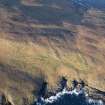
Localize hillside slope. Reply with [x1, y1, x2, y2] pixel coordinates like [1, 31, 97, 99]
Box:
[0, 0, 105, 104]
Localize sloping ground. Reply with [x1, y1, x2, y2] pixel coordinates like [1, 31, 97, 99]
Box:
[0, 0, 105, 105]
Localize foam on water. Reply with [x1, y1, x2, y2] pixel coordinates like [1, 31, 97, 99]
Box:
[35, 88, 104, 105]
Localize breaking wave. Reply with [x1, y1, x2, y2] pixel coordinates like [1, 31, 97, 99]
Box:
[35, 88, 104, 105]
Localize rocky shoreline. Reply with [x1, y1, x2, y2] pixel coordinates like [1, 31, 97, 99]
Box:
[34, 77, 105, 105]
[0, 77, 105, 105]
